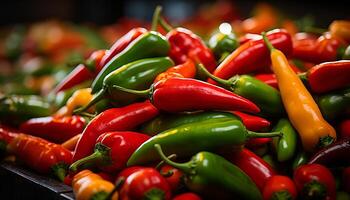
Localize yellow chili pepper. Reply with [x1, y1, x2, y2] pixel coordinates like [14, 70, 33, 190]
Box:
[262, 32, 336, 152]
[55, 88, 93, 117]
[72, 170, 118, 200]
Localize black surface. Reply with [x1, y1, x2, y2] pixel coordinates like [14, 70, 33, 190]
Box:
[0, 162, 74, 200]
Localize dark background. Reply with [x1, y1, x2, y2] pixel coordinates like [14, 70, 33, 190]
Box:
[0, 0, 349, 27]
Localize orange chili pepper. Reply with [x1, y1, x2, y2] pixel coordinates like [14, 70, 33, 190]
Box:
[329, 20, 350, 42]
[62, 134, 82, 151]
[154, 58, 196, 83]
[55, 88, 93, 117]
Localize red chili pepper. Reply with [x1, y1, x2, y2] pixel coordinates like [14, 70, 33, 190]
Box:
[343, 167, 350, 193]
[72, 101, 158, 162]
[208, 29, 293, 83]
[70, 131, 150, 173]
[225, 148, 276, 192]
[99, 27, 147, 68]
[116, 166, 145, 184]
[114, 77, 260, 113]
[154, 59, 196, 83]
[294, 164, 336, 200]
[262, 175, 297, 200]
[19, 115, 85, 143]
[0, 124, 20, 145]
[7, 133, 72, 181]
[120, 168, 171, 200]
[293, 32, 346, 64]
[254, 74, 279, 89]
[172, 193, 202, 200]
[239, 33, 261, 45]
[339, 119, 350, 139]
[307, 60, 350, 93]
[159, 164, 183, 192]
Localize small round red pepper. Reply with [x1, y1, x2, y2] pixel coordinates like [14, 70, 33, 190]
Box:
[263, 175, 297, 200]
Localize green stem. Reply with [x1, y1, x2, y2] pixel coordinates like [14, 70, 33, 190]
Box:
[271, 190, 293, 200]
[219, 52, 230, 63]
[111, 85, 151, 98]
[144, 188, 165, 200]
[69, 146, 107, 173]
[51, 163, 68, 182]
[154, 144, 192, 174]
[151, 6, 162, 31]
[91, 191, 109, 200]
[79, 112, 96, 119]
[196, 63, 231, 87]
[262, 32, 275, 51]
[302, 180, 326, 199]
[247, 131, 282, 138]
[159, 17, 173, 32]
[73, 87, 106, 114]
[317, 136, 334, 149]
[155, 154, 177, 170]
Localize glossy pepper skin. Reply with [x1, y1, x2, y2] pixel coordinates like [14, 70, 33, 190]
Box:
[198, 63, 283, 117]
[154, 58, 196, 83]
[307, 60, 350, 93]
[308, 138, 350, 167]
[7, 133, 72, 181]
[72, 101, 159, 162]
[339, 119, 350, 139]
[127, 119, 281, 166]
[209, 29, 293, 82]
[155, 144, 262, 200]
[140, 111, 239, 136]
[70, 131, 150, 173]
[208, 32, 239, 61]
[294, 164, 336, 200]
[263, 175, 297, 200]
[272, 118, 297, 162]
[72, 170, 118, 200]
[19, 116, 85, 143]
[254, 74, 278, 89]
[263, 32, 336, 152]
[158, 164, 184, 192]
[226, 148, 276, 192]
[113, 77, 260, 113]
[120, 168, 172, 200]
[317, 88, 350, 120]
[0, 124, 21, 155]
[172, 193, 202, 200]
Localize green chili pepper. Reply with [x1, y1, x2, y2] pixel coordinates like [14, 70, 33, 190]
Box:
[140, 111, 239, 136]
[127, 119, 282, 166]
[272, 118, 297, 162]
[317, 88, 350, 120]
[155, 144, 262, 200]
[209, 32, 238, 62]
[197, 64, 284, 117]
[0, 95, 52, 125]
[76, 57, 174, 113]
[292, 151, 308, 170]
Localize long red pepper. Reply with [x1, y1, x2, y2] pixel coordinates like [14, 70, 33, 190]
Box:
[208, 29, 293, 83]
[307, 60, 350, 93]
[72, 101, 158, 162]
[19, 115, 86, 143]
[113, 77, 260, 113]
[225, 148, 276, 192]
[70, 131, 150, 173]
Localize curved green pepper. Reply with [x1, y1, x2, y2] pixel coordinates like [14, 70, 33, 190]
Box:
[91, 31, 170, 93]
[139, 111, 239, 135]
[317, 88, 350, 120]
[198, 64, 284, 117]
[155, 144, 262, 200]
[209, 32, 238, 61]
[127, 119, 282, 166]
[272, 118, 297, 162]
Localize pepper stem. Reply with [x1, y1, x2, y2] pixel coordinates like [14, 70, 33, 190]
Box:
[51, 163, 68, 182]
[91, 191, 109, 200]
[262, 32, 275, 51]
[144, 188, 165, 200]
[111, 85, 151, 98]
[247, 131, 282, 138]
[317, 135, 334, 149]
[73, 87, 106, 114]
[196, 63, 232, 87]
[154, 144, 192, 174]
[270, 190, 293, 200]
[159, 17, 173, 32]
[302, 180, 327, 199]
[151, 6, 162, 31]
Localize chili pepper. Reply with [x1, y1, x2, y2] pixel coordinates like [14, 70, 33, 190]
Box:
[19, 115, 85, 143]
[72, 169, 118, 200]
[120, 167, 171, 200]
[208, 31, 239, 61]
[198, 63, 283, 117]
[294, 164, 336, 200]
[127, 119, 281, 166]
[159, 18, 217, 74]
[115, 166, 144, 185]
[155, 144, 262, 200]
[225, 148, 276, 192]
[271, 118, 297, 162]
[239, 33, 261, 44]
[172, 193, 202, 200]
[343, 45, 350, 59]
[140, 111, 239, 136]
[0, 95, 52, 125]
[154, 58, 196, 83]
[263, 32, 336, 152]
[75, 57, 174, 113]
[292, 151, 309, 170]
[339, 119, 350, 139]
[70, 131, 150, 173]
[254, 74, 279, 89]
[112, 77, 260, 113]
[0, 124, 21, 155]
[317, 88, 350, 120]
[158, 164, 184, 192]
[329, 20, 350, 43]
[208, 29, 292, 83]
[308, 138, 350, 167]
[263, 175, 297, 200]
[62, 134, 81, 151]
[91, 7, 170, 93]
[73, 101, 158, 162]
[7, 133, 72, 181]
[343, 167, 350, 193]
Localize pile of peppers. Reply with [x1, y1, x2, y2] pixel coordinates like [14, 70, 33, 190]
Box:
[1, 4, 350, 200]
